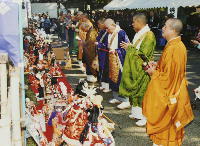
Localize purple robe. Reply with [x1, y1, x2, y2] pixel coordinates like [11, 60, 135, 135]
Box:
[96, 30, 109, 82]
[96, 30, 109, 70]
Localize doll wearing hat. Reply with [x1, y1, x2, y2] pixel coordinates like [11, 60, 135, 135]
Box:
[48, 100, 67, 145]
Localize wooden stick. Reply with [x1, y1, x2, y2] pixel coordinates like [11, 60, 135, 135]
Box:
[102, 114, 122, 129]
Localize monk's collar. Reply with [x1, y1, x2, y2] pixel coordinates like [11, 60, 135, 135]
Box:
[167, 36, 181, 44]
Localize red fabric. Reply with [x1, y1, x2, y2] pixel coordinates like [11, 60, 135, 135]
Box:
[57, 65, 73, 93]
[35, 100, 44, 111]
[27, 53, 73, 142]
[43, 124, 53, 142]
[57, 77, 72, 93]
[28, 75, 39, 93]
[63, 105, 88, 140]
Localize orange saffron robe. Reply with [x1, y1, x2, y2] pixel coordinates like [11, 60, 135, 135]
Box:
[143, 37, 194, 146]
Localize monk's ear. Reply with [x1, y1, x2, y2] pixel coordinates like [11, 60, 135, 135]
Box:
[172, 29, 178, 35]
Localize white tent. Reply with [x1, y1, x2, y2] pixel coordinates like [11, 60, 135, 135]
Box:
[32, 3, 65, 18]
[121, 0, 200, 9]
[125, 0, 147, 9]
[103, 0, 126, 10]
[104, 0, 200, 10]
[120, 0, 137, 10]
[124, 0, 200, 17]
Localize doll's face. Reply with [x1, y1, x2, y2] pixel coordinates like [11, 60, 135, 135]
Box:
[83, 82, 88, 88]
[55, 106, 63, 112]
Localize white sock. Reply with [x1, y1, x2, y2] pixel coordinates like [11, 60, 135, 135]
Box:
[104, 83, 110, 90]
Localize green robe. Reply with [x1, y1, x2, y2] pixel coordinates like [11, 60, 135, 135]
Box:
[119, 31, 156, 107]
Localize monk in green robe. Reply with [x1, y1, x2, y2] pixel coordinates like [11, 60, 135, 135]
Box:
[118, 13, 156, 126]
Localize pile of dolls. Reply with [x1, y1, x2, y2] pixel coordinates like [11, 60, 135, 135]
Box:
[24, 27, 72, 145]
[60, 80, 115, 146]
[24, 27, 115, 146]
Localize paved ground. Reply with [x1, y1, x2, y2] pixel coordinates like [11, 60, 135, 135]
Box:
[63, 49, 200, 146]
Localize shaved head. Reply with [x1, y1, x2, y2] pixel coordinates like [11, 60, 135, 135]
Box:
[162, 18, 183, 40]
[104, 18, 116, 33]
[133, 13, 147, 25]
[98, 18, 106, 30]
[167, 18, 183, 35]
[104, 18, 116, 27]
[132, 13, 147, 32]
[98, 18, 106, 24]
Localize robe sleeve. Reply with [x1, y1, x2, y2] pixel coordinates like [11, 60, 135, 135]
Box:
[85, 30, 98, 48]
[98, 41, 107, 49]
[119, 32, 156, 100]
[84, 29, 98, 63]
[96, 30, 103, 42]
[118, 30, 130, 45]
[116, 30, 129, 64]
[144, 45, 186, 128]
[97, 30, 108, 49]
[152, 45, 186, 97]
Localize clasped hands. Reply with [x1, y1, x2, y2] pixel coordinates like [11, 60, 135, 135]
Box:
[145, 61, 157, 76]
[120, 41, 131, 49]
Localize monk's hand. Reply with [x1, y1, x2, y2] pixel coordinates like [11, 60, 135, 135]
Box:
[146, 61, 156, 76]
[120, 41, 130, 49]
[148, 61, 157, 67]
[95, 42, 98, 45]
[75, 29, 79, 32]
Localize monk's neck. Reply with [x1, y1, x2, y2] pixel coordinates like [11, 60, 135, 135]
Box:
[166, 35, 179, 42]
[136, 25, 145, 33]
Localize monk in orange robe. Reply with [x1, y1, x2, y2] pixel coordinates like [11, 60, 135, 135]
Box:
[143, 18, 194, 146]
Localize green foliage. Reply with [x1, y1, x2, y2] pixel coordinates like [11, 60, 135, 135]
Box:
[93, 0, 112, 4]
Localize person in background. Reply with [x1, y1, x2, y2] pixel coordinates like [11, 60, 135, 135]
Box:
[96, 18, 110, 92]
[58, 12, 66, 41]
[191, 28, 200, 50]
[65, 10, 76, 55]
[75, 11, 84, 64]
[80, 22, 98, 82]
[65, 10, 72, 43]
[50, 19, 57, 34]
[191, 39, 200, 49]
[148, 11, 159, 29]
[143, 18, 194, 146]
[44, 15, 51, 34]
